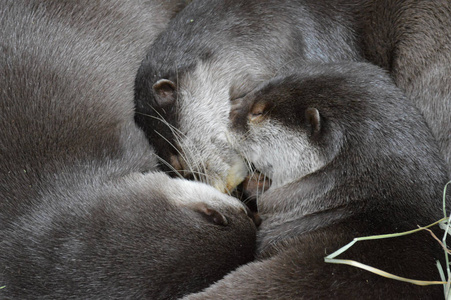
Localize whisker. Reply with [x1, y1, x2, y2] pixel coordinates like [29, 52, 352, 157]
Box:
[136, 110, 202, 182]
[178, 89, 212, 186]
[256, 171, 264, 206]
[154, 154, 184, 179]
[242, 195, 256, 205]
[175, 137, 201, 183]
[178, 169, 211, 178]
[138, 108, 187, 140]
[149, 91, 207, 185]
[154, 129, 212, 185]
[137, 88, 216, 188]
[247, 160, 256, 177]
[153, 130, 199, 181]
[155, 145, 213, 184]
[257, 171, 271, 209]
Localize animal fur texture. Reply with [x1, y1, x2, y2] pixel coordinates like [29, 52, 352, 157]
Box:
[353, 0, 451, 175]
[184, 62, 449, 299]
[134, 0, 451, 190]
[0, 1, 257, 298]
[134, 0, 363, 193]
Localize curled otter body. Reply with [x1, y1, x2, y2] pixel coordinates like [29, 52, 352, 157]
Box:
[354, 0, 451, 175]
[135, 0, 451, 193]
[0, 1, 257, 298]
[134, 0, 362, 192]
[183, 62, 449, 299]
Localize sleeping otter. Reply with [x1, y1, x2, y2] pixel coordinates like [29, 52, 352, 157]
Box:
[134, 0, 451, 193]
[0, 0, 257, 298]
[134, 0, 362, 192]
[183, 62, 449, 299]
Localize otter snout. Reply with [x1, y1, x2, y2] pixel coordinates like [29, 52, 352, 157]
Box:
[166, 143, 248, 194]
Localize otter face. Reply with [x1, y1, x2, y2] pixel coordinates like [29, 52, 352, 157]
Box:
[229, 78, 326, 189]
[133, 0, 365, 193]
[135, 58, 275, 193]
[144, 61, 250, 193]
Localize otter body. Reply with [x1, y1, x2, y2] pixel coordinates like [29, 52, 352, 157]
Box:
[0, 1, 257, 298]
[134, 0, 362, 192]
[354, 0, 451, 175]
[135, 0, 451, 188]
[184, 63, 449, 299]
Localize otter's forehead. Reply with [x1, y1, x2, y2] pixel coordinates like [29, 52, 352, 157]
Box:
[176, 55, 277, 134]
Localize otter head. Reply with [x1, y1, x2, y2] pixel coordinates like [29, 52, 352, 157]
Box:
[135, 52, 278, 192]
[228, 71, 359, 189]
[134, 59, 267, 193]
[228, 63, 415, 191]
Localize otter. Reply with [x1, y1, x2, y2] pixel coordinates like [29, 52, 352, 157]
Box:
[134, 0, 451, 193]
[182, 62, 449, 299]
[134, 0, 362, 192]
[353, 0, 451, 175]
[0, 1, 257, 298]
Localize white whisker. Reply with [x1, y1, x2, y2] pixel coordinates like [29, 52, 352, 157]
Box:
[153, 154, 184, 179]
[153, 130, 199, 181]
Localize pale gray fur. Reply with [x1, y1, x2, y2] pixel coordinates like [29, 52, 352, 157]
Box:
[134, 0, 362, 192]
[181, 62, 447, 300]
[176, 58, 274, 191]
[136, 0, 451, 190]
[231, 120, 324, 190]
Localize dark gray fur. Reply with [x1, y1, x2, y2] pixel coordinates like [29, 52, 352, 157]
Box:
[134, 0, 451, 188]
[134, 0, 362, 190]
[353, 0, 451, 176]
[184, 63, 449, 299]
[0, 1, 257, 298]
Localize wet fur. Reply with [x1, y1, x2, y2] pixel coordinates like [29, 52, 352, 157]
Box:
[0, 1, 257, 298]
[183, 63, 449, 299]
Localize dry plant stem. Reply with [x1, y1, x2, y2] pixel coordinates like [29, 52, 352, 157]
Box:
[441, 181, 451, 298]
[324, 217, 448, 286]
[424, 228, 451, 255]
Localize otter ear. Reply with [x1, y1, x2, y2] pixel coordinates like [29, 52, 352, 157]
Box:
[191, 203, 228, 226]
[305, 107, 321, 136]
[249, 100, 272, 123]
[152, 79, 176, 107]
